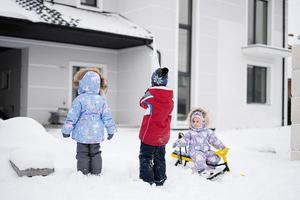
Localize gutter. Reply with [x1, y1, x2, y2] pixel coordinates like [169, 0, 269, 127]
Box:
[281, 0, 286, 126]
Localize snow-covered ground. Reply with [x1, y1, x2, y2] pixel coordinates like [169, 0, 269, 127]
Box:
[1, 117, 300, 200]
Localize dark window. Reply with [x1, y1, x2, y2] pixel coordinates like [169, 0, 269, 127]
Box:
[0, 71, 11, 90]
[178, 0, 192, 121]
[81, 0, 97, 7]
[247, 65, 267, 103]
[248, 0, 268, 44]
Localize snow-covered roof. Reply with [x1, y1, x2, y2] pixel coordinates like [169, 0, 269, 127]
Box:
[0, 0, 153, 41]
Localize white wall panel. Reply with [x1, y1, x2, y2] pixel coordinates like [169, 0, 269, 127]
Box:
[291, 97, 300, 124]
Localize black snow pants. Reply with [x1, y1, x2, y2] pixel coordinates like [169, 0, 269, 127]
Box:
[139, 142, 167, 186]
[76, 143, 102, 175]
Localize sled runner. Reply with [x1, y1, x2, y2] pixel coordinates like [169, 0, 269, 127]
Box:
[171, 132, 230, 180]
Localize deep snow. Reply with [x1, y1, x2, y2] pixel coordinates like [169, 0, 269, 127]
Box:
[0, 117, 300, 200]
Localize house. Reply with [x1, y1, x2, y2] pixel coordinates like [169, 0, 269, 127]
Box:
[0, 0, 155, 127]
[0, 0, 291, 130]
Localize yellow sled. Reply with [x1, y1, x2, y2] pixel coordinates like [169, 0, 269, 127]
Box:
[171, 132, 230, 180]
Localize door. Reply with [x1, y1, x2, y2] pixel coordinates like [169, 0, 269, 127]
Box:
[0, 48, 21, 119]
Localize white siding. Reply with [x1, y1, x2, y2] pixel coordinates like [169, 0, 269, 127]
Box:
[116, 0, 177, 126]
[291, 44, 300, 160]
[117, 46, 152, 126]
[0, 37, 118, 124]
[191, 0, 287, 129]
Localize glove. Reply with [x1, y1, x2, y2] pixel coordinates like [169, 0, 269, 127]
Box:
[107, 134, 114, 140]
[172, 142, 177, 148]
[62, 133, 70, 138]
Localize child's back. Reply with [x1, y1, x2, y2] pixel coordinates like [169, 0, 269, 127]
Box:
[62, 71, 116, 143]
[138, 67, 173, 186]
[139, 86, 173, 146]
[62, 70, 116, 175]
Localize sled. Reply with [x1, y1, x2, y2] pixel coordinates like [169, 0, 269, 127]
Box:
[171, 132, 230, 180]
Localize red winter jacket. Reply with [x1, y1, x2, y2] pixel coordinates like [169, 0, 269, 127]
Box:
[139, 86, 174, 146]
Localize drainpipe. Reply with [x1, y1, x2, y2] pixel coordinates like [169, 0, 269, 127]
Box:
[281, 0, 286, 126]
[146, 44, 162, 66]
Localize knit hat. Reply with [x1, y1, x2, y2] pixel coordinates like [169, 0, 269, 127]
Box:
[151, 67, 169, 86]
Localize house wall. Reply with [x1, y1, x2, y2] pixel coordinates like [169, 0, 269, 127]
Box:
[0, 37, 118, 125]
[117, 46, 152, 126]
[102, 0, 118, 12]
[191, 0, 287, 130]
[291, 44, 300, 160]
[27, 43, 118, 125]
[115, 0, 178, 126]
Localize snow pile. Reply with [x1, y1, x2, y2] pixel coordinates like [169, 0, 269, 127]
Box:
[0, 117, 57, 151]
[0, 117, 57, 177]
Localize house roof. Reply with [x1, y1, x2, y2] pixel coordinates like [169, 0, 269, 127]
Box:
[0, 0, 153, 49]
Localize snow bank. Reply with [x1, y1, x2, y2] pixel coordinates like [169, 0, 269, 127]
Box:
[0, 117, 57, 177]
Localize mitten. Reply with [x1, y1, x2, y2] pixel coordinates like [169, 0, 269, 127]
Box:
[172, 142, 177, 148]
[107, 134, 114, 140]
[62, 133, 70, 138]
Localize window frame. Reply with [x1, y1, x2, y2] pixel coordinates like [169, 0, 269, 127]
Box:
[248, 0, 269, 45]
[247, 65, 268, 104]
[177, 0, 193, 121]
[0, 70, 11, 90]
[80, 0, 97, 7]
[77, 0, 103, 12]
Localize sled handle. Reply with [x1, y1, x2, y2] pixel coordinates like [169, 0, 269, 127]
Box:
[215, 147, 229, 163]
[178, 132, 184, 139]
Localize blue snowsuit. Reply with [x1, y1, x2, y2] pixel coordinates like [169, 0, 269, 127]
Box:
[62, 71, 116, 174]
[61, 71, 116, 143]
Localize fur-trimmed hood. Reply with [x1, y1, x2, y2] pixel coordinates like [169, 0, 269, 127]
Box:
[78, 71, 100, 94]
[188, 108, 209, 129]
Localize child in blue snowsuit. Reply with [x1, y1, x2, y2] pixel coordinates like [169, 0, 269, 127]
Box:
[62, 68, 117, 175]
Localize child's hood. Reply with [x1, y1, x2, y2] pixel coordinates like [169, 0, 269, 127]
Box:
[188, 108, 209, 128]
[78, 71, 100, 94]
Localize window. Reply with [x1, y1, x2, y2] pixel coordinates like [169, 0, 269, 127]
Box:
[81, 0, 97, 7]
[247, 65, 267, 103]
[0, 71, 11, 90]
[248, 0, 268, 44]
[178, 0, 192, 121]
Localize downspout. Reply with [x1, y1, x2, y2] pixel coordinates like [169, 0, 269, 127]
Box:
[146, 44, 161, 66]
[281, 0, 286, 126]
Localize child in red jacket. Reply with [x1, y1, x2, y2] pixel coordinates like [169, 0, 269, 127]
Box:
[139, 67, 174, 186]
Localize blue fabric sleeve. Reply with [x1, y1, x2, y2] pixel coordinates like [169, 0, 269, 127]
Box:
[101, 102, 117, 136]
[61, 97, 82, 135]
